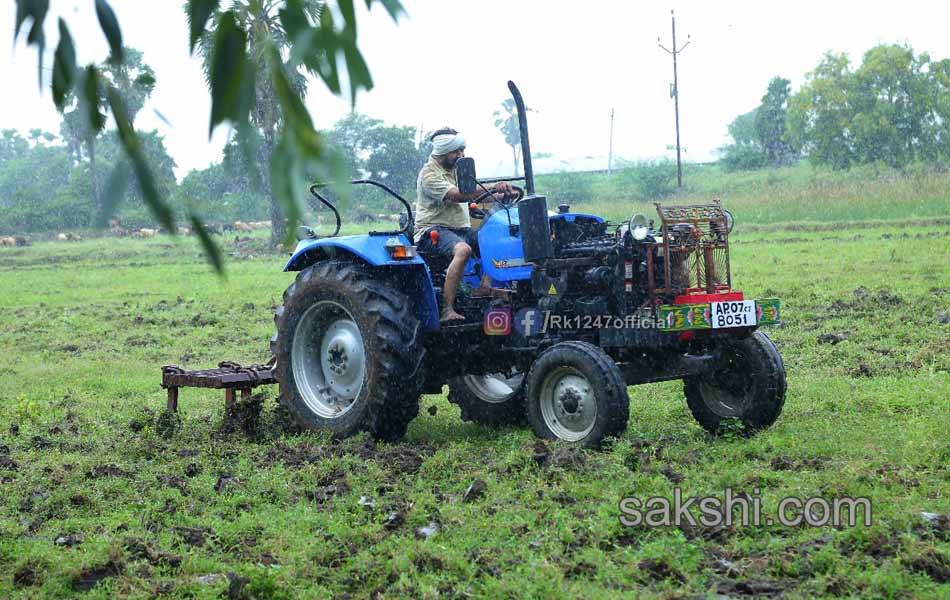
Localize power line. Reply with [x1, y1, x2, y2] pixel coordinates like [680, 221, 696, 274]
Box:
[658, 9, 690, 188]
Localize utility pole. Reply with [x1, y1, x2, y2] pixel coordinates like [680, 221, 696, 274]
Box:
[658, 10, 690, 188]
[607, 108, 615, 178]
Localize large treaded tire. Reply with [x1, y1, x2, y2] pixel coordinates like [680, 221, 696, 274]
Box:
[272, 260, 424, 441]
[447, 373, 526, 426]
[525, 341, 629, 448]
[684, 330, 786, 435]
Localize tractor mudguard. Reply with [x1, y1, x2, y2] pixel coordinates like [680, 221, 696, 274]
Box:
[284, 235, 440, 332]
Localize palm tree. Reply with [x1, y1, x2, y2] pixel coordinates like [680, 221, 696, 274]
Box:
[494, 98, 533, 177]
[60, 48, 155, 214]
[194, 0, 321, 244]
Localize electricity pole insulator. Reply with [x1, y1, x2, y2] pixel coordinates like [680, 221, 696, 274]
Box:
[658, 10, 690, 188]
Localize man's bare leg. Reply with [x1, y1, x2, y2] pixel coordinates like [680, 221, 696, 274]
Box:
[442, 242, 471, 322]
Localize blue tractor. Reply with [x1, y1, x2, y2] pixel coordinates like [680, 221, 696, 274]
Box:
[271, 82, 786, 448]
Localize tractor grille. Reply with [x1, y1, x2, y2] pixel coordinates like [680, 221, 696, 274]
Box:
[648, 201, 732, 300]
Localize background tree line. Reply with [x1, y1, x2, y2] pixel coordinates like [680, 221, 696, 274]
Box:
[721, 43, 950, 171]
[0, 47, 430, 235]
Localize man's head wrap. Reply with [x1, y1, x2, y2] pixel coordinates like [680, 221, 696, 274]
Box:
[431, 131, 465, 156]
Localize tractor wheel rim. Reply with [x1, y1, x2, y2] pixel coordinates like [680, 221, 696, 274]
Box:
[539, 367, 596, 442]
[698, 380, 753, 418]
[699, 350, 754, 418]
[292, 301, 366, 418]
[463, 372, 524, 404]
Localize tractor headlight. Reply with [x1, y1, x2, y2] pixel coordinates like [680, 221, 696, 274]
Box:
[629, 213, 649, 241]
[384, 237, 417, 260]
[723, 209, 735, 233]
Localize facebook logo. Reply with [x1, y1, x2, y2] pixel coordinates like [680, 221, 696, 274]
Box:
[513, 308, 544, 337]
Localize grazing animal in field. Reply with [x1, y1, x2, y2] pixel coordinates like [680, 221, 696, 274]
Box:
[0, 236, 15, 247]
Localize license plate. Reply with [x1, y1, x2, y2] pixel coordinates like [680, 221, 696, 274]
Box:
[657, 298, 781, 332]
[710, 300, 756, 329]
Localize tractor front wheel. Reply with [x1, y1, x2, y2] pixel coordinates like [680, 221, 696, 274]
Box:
[684, 330, 786, 435]
[525, 341, 629, 448]
[273, 260, 424, 441]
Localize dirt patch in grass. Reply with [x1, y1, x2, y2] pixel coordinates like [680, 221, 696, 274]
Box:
[72, 560, 122, 593]
[906, 550, 950, 583]
[219, 393, 264, 437]
[715, 578, 791, 598]
[12, 560, 42, 588]
[125, 537, 182, 568]
[86, 464, 130, 479]
[637, 557, 686, 583]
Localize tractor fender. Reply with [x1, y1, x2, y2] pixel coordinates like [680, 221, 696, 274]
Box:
[284, 235, 440, 332]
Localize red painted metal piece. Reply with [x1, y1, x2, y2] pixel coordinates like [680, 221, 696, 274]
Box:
[674, 290, 744, 305]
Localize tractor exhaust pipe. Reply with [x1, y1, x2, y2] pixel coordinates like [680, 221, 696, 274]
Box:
[508, 81, 534, 195]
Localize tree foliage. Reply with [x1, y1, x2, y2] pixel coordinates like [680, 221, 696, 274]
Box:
[494, 98, 532, 176]
[12, 0, 404, 271]
[788, 44, 950, 169]
[719, 77, 797, 171]
[719, 108, 768, 171]
[326, 113, 425, 201]
[755, 77, 797, 167]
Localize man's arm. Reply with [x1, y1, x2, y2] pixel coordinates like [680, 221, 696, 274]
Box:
[443, 181, 514, 204]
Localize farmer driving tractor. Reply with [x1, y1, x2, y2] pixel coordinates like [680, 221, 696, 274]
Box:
[414, 127, 515, 322]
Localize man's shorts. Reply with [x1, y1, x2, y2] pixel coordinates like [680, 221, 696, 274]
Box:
[416, 226, 479, 261]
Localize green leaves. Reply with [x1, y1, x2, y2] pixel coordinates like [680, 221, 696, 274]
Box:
[366, 0, 404, 22]
[99, 160, 131, 226]
[94, 0, 124, 64]
[80, 65, 106, 136]
[13, 0, 50, 87]
[52, 19, 76, 110]
[106, 86, 174, 234]
[186, 0, 220, 54]
[188, 211, 224, 275]
[14, 0, 405, 272]
[208, 11, 251, 136]
[81, 66, 107, 135]
[788, 44, 948, 170]
[284, 0, 398, 106]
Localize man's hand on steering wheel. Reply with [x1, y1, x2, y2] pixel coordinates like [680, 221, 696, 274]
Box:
[489, 181, 517, 202]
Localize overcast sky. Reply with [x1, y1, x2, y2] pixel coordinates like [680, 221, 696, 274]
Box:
[3, 0, 949, 178]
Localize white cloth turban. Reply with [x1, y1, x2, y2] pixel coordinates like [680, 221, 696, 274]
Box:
[431, 132, 465, 156]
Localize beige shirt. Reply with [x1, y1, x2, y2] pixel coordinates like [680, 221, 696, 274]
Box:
[413, 156, 470, 239]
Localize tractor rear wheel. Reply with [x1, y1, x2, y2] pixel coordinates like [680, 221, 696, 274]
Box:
[684, 330, 786, 435]
[525, 341, 629, 448]
[447, 372, 526, 426]
[273, 260, 424, 441]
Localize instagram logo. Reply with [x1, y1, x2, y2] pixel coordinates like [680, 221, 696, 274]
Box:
[483, 307, 512, 335]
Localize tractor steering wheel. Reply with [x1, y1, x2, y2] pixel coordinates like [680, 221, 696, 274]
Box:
[473, 185, 525, 205]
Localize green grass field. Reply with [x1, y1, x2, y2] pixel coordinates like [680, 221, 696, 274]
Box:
[538, 161, 950, 226]
[0, 193, 948, 598]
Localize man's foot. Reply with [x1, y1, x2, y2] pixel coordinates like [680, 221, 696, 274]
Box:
[440, 309, 465, 323]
